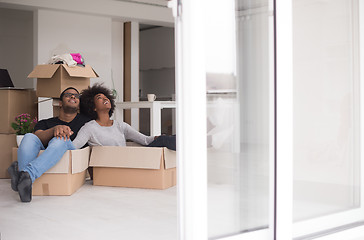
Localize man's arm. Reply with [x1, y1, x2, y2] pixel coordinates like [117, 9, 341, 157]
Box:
[34, 125, 74, 146]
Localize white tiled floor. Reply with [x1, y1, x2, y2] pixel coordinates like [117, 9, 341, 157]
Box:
[1, 145, 357, 240]
[0, 179, 177, 240]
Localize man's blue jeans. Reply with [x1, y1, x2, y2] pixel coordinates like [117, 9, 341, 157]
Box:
[17, 133, 75, 183]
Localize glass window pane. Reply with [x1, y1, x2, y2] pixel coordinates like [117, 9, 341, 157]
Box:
[293, 0, 360, 221]
[206, 0, 274, 237]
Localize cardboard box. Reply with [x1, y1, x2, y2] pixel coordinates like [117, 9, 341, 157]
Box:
[89, 146, 177, 189]
[28, 64, 98, 98]
[0, 134, 17, 178]
[12, 147, 90, 196]
[0, 89, 38, 134]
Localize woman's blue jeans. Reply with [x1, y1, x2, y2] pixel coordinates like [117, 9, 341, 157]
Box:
[17, 133, 75, 182]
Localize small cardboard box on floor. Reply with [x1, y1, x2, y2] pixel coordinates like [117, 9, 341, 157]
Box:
[0, 88, 37, 134]
[89, 146, 177, 189]
[0, 134, 17, 178]
[28, 64, 98, 98]
[12, 147, 90, 196]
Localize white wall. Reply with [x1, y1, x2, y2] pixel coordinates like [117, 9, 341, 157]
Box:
[36, 9, 112, 88]
[0, 8, 33, 88]
[35, 9, 124, 120]
[111, 20, 124, 121]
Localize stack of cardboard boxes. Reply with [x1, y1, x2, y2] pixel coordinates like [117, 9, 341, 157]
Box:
[10, 63, 177, 197]
[0, 88, 37, 178]
[24, 64, 98, 195]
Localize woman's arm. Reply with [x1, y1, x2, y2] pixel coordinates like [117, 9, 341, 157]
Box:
[123, 122, 155, 146]
[72, 124, 91, 149]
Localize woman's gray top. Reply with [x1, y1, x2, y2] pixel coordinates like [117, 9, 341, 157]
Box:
[72, 120, 154, 149]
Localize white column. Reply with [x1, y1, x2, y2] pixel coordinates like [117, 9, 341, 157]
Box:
[130, 21, 139, 130]
[150, 102, 162, 136]
[111, 20, 124, 121]
[174, 0, 208, 239]
[275, 0, 293, 239]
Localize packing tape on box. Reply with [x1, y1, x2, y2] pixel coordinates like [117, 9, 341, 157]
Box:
[42, 183, 50, 195]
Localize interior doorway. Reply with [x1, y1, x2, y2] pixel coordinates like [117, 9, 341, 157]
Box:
[139, 25, 176, 136]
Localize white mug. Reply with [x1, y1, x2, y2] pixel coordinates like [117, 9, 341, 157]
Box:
[147, 94, 156, 102]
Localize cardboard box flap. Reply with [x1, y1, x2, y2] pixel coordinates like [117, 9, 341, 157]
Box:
[63, 65, 99, 78]
[89, 146, 163, 170]
[71, 147, 90, 174]
[38, 146, 90, 174]
[40, 150, 71, 174]
[163, 148, 176, 169]
[27, 65, 60, 78]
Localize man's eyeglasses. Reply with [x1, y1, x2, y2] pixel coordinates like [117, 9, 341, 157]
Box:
[64, 93, 81, 99]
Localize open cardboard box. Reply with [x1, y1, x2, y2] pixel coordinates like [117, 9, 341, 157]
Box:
[28, 64, 98, 98]
[0, 88, 37, 134]
[12, 147, 90, 196]
[89, 145, 176, 189]
[0, 134, 17, 178]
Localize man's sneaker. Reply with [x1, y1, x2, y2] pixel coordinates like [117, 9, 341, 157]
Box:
[7, 161, 19, 191]
[17, 171, 32, 202]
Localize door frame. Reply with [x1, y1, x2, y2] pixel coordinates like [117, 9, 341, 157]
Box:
[174, 0, 364, 239]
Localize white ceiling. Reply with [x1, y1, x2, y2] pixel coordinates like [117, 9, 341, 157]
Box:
[114, 0, 168, 7]
[0, 0, 174, 27]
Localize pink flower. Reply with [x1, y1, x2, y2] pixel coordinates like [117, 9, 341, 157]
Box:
[11, 113, 37, 135]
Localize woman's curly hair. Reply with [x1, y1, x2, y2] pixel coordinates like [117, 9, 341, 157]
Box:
[79, 83, 116, 120]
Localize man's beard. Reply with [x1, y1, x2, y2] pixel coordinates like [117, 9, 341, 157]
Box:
[62, 105, 78, 114]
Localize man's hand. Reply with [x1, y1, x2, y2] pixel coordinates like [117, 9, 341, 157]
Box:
[53, 125, 74, 140]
